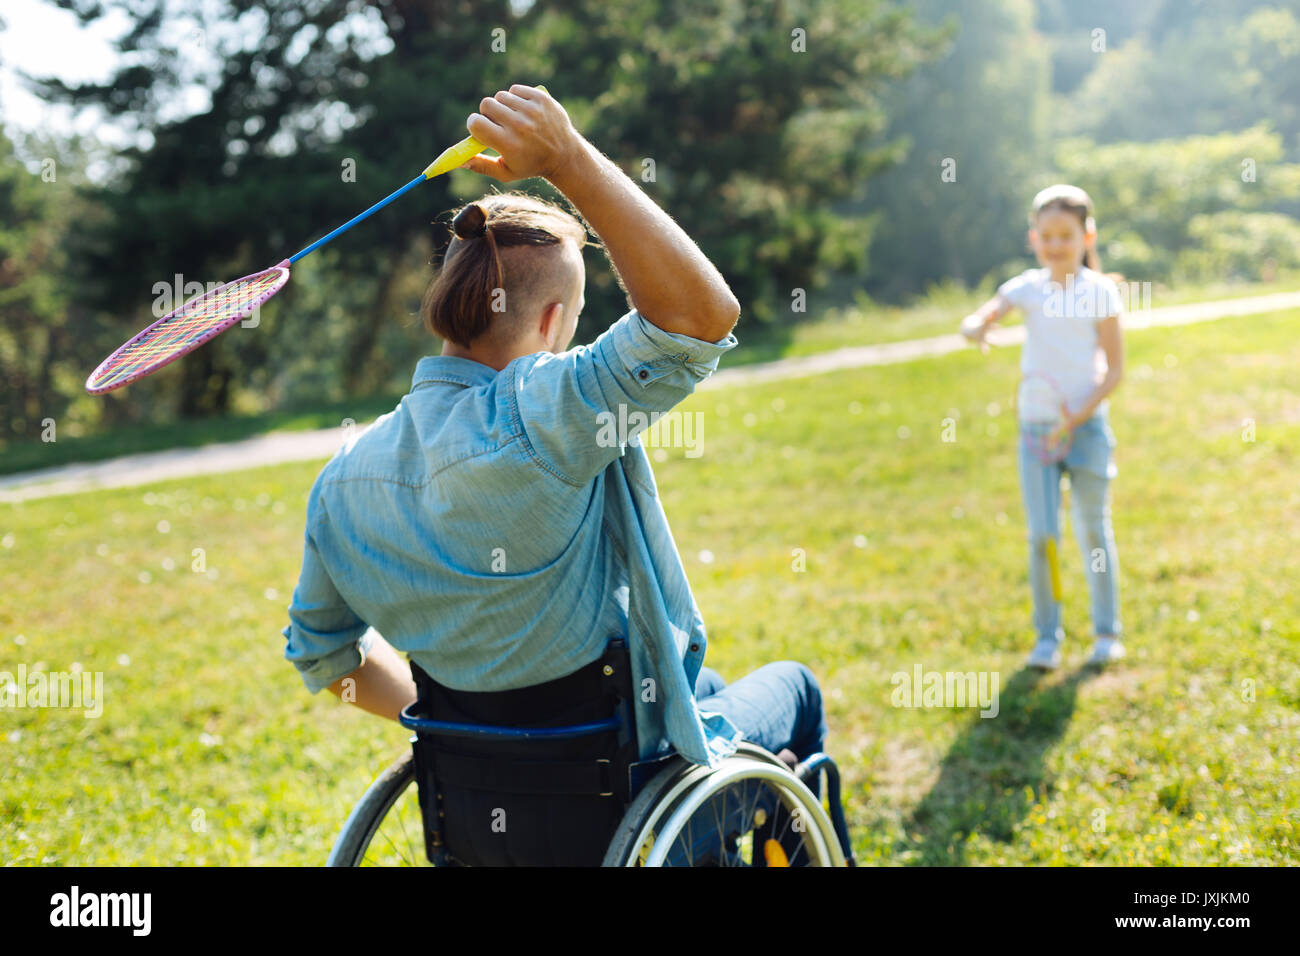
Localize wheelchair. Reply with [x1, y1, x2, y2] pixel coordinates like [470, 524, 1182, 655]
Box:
[326, 639, 855, 867]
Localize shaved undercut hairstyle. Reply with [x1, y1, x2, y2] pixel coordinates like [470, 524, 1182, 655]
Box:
[422, 192, 589, 348]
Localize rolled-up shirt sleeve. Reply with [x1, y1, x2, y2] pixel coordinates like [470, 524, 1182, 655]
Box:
[281, 518, 373, 694]
[512, 309, 738, 485]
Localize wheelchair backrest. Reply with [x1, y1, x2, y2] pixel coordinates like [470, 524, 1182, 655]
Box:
[405, 638, 642, 865]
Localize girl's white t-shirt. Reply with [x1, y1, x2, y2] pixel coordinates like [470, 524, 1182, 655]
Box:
[997, 267, 1123, 420]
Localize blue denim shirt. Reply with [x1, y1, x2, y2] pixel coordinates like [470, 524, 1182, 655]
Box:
[281, 310, 744, 767]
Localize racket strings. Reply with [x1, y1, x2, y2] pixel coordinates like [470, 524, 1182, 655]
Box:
[89, 268, 286, 390]
[1022, 423, 1072, 464]
[1017, 374, 1072, 464]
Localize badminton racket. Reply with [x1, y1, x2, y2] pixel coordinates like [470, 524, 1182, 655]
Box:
[1017, 371, 1074, 465]
[85, 88, 549, 394]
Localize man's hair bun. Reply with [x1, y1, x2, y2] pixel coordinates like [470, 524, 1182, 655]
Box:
[452, 202, 489, 239]
[423, 192, 589, 348]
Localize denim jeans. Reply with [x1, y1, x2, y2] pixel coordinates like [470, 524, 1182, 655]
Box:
[694, 662, 827, 763]
[1017, 412, 1122, 648]
[679, 663, 826, 863]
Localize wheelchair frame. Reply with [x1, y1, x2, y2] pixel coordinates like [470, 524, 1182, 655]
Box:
[326, 641, 855, 867]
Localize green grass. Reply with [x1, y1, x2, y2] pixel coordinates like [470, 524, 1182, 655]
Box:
[6, 272, 1298, 480]
[2, 305, 1297, 864]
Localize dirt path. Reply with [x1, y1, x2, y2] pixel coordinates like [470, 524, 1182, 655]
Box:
[4, 289, 1297, 503]
[699, 289, 1300, 389]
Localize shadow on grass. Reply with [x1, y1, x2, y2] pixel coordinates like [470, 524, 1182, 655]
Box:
[899, 665, 1100, 865]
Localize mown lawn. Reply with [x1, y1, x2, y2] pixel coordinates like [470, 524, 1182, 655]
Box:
[1, 305, 1297, 865]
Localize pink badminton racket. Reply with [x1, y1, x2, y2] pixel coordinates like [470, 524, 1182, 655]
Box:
[1017, 372, 1074, 465]
[83, 88, 551, 396]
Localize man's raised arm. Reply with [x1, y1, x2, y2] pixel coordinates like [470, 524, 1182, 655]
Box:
[463, 84, 741, 343]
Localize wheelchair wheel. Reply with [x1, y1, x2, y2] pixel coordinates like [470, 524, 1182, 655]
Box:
[603, 743, 847, 867]
[326, 751, 432, 867]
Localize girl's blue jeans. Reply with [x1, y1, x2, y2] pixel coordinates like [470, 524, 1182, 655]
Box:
[1017, 411, 1122, 648]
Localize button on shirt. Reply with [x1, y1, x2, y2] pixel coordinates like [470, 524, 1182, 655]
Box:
[281, 310, 744, 767]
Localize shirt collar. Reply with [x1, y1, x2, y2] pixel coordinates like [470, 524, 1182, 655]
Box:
[410, 354, 503, 391]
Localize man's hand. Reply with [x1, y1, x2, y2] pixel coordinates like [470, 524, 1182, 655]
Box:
[460, 83, 738, 342]
[462, 85, 584, 183]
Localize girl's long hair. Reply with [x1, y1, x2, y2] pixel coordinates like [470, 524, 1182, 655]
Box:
[422, 193, 588, 347]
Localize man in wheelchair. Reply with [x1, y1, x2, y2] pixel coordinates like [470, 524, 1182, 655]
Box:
[282, 86, 835, 865]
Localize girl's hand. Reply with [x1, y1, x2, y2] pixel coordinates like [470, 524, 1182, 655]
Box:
[462, 85, 585, 183]
[1051, 409, 1087, 447]
[960, 314, 990, 354]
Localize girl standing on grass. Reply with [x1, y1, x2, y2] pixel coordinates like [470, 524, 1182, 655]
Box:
[960, 184, 1126, 670]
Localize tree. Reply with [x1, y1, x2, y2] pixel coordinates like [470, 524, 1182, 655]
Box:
[1052, 126, 1300, 282]
[33, 0, 939, 421]
[851, 0, 1050, 301]
[1057, 2, 1300, 150]
[506, 0, 944, 325]
[37, 0, 516, 417]
[0, 131, 76, 443]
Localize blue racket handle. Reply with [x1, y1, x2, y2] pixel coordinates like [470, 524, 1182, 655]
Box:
[287, 86, 550, 264]
[288, 172, 427, 264]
